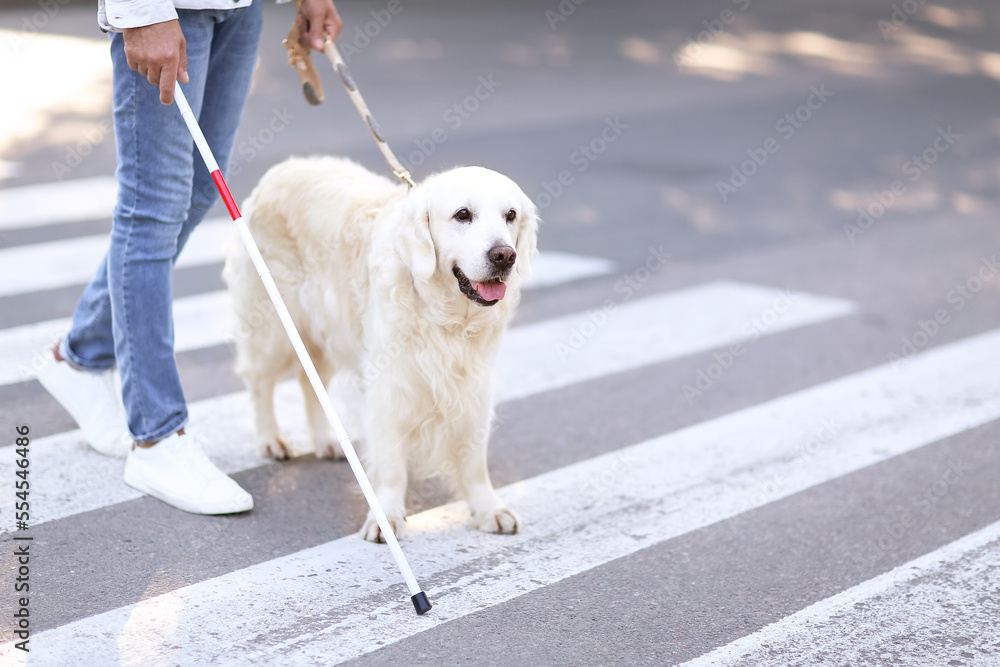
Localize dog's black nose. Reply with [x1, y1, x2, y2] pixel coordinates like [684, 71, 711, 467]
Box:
[488, 244, 517, 268]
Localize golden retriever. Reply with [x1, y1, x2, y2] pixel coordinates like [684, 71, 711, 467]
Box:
[223, 156, 538, 542]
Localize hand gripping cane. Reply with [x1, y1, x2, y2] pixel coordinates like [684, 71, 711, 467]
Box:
[173, 84, 432, 616]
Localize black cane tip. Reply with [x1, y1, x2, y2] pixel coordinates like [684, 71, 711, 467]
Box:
[303, 82, 323, 106]
[411, 592, 432, 615]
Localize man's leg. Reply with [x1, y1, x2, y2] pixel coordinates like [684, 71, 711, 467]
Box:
[107, 15, 216, 443]
[43, 4, 260, 514]
[60, 254, 116, 371]
[109, 2, 259, 443]
[112, 7, 260, 514]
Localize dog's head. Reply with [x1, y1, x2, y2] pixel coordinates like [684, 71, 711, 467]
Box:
[395, 166, 538, 308]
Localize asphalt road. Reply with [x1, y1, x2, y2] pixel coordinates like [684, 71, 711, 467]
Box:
[2, 0, 1000, 665]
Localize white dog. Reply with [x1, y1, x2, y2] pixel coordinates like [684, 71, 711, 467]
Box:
[223, 156, 538, 542]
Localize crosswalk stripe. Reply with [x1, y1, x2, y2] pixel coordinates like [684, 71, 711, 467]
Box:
[0, 250, 616, 387]
[6, 325, 1000, 664]
[0, 291, 233, 387]
[0, 176, 118, 230]
[0, 220, 616, 299]
[0, 282, 854, 527]
[514, 250, 614, 287]
[679, 518, 1000, 666]
[0, 218, 231, 298]
[496, 280, 853, 402]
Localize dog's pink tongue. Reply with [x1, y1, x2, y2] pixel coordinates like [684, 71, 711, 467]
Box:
[475, 281, 506, 302]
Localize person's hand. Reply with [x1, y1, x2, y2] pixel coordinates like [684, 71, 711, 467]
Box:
[297, 0, 342, 51]
[123, 20, 188, 106]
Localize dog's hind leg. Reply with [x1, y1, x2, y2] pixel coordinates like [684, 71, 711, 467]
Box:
[237, 326, 296, 460]
[299, 349, 345, 460]
[248, 370, 293, 460]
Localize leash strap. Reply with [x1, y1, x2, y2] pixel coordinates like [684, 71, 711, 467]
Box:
[322, 40, 416, 189]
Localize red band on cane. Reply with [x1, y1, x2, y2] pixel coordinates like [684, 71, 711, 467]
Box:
[212, 170, 242, 220]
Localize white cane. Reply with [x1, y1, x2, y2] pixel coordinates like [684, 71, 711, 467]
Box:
[172, 84, 432, 616]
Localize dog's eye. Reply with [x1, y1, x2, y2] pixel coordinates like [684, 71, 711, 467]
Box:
[505, 209, 517, 224]
[454, 208, 472, 222]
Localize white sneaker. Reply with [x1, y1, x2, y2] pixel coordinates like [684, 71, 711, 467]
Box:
[36, 352, 132, 458]
[123, 431, 254, 515]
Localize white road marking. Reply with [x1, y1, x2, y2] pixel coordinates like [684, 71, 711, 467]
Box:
[0, 177, 118, 230]
[497, 280, 853, 401]
[680, 519, 1000, 667]
[517, 250, 615, 287]
[0, 282, 855, 526]
[523, 251, 616, 289]
[0, 291, 236, 387]
[0, 218, 231, 298]
[0, 280, 850, 389]
[5, 326, 1000, 664]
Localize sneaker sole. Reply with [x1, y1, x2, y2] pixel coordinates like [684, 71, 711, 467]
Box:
[123, 466, 254, 515]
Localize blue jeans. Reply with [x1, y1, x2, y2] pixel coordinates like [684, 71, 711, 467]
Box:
[61, 2, 262, 442]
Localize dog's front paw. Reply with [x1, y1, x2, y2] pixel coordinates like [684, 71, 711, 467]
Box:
[314, 439, 346, 460]
[475, 508, 520, 535]
[261, 436, 291, 460]
[360, 513, 406, 543]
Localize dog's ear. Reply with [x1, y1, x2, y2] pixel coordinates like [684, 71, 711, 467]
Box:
[514, 198, 539, 281]
[395, 190, 437, 283]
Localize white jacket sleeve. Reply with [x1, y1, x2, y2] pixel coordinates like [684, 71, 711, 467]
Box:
[98, 0, 179, 31]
